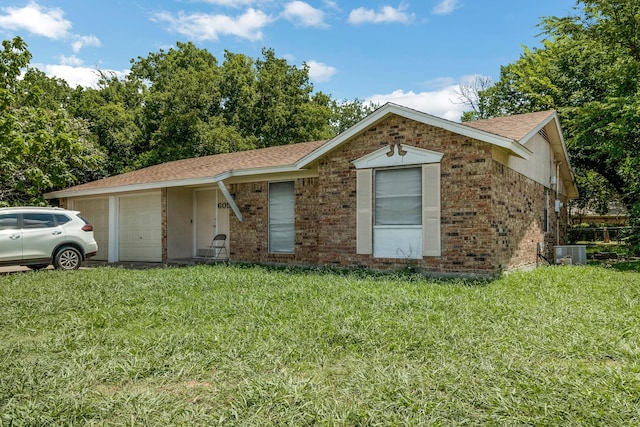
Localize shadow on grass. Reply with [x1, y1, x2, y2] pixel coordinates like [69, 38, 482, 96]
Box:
[587, 259, 640, 273]
[604, 260, 640, 273]
[229, 261, 495, 286]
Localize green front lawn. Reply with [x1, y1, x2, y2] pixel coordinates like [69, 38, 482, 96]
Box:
[1, 265, 639, 425]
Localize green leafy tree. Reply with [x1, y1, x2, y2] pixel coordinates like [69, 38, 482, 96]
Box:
[69, 72, 144, 175]
[219, 51, 258, 139]
[16, 68, 73, 110]
[128, 42, 231, 167]
[0, 37, 103, 206]
[125, 44, 333, 167]
[329, 98, 379, 135]
[251, 49, 332, 146]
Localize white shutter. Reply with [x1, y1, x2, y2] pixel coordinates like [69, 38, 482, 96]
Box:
[422, 163, 441, 256]
[356, 169, 373, 254]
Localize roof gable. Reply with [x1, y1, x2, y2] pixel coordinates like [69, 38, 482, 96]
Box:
[295, 103, 532, 169]
[464, 110, 577, 198]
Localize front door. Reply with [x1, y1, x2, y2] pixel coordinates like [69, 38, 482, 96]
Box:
[195, 190, 229, 258]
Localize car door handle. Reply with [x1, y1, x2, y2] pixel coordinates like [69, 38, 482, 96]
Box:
[9, 235, 20, 240]
[52, 230, 62, 235]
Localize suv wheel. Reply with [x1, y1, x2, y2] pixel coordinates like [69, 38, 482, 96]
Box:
[54, 247, 82, 270]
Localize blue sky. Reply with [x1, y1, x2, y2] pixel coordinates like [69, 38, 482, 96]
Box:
[0, 0, 577, 121]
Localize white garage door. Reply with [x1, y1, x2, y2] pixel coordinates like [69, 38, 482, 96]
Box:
[72, 198, 109, 261]
[119, 193, 162, 262]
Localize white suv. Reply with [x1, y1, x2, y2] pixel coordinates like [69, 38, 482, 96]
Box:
[0, 207, 98, 270]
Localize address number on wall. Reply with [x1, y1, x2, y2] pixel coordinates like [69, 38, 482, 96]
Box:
[217, 203, 230, 209]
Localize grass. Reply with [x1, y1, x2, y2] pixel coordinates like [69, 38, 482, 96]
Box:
[1, 264, 639, 425]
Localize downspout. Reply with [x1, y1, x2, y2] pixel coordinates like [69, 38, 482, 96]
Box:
[555, 161, 562, 246]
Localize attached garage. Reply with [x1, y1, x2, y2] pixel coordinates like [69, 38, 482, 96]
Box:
[71, 198, 109, 261]
[118, 193, 162, 262]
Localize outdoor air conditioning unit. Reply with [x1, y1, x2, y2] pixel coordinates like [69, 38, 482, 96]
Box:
[554, 245, 587, 265]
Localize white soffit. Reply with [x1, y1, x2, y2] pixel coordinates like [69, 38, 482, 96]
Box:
[519, 111, 577, 198]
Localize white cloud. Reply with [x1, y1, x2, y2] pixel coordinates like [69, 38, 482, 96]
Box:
[152, 8, 272, 41]
[283, 1, 327, 28]
[323, 1, 340, 11]
[306, 60, 336, 82]
[348, 4, 414, 25]
[432, 0, 460, 15]
[71, 35, 101, 53]
[39, 63, 128, 88]
[423, 77, 455, 88]
[366, 84, 469, 122]
[0, 1, 71, 39]
[58, 55, 83, 66]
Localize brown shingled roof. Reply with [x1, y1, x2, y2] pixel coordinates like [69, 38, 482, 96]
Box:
[462, 110, 555, 142]
[61, 139, 328, 193]
[48, 107, 564, 198]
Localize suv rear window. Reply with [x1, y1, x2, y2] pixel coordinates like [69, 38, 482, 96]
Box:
[54, 214, 72, 225]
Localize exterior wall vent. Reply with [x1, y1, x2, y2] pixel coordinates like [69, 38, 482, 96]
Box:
[538, 128, 550, 143]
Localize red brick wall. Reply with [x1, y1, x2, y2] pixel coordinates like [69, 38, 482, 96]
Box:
[230, 178, 320, 266]
[490, 162, 547, 271]
[313, 115, 499, 274]
[229, 114, 567, 276]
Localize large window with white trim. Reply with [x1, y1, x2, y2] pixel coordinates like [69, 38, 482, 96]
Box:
[354, 144, 442, 259]
[268, 181, 295, 253]
[373, 167, 423, 258]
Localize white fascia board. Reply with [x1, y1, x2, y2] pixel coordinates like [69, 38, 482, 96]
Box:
[548, 114, 578, 198]
[295, 103, 531, 169]
[45, 164, 309, 199]
[213, 165, 303, 181]
[519, 111, 555, 144]
[550, 115, 574, 173]
[45, 176, 221, 199]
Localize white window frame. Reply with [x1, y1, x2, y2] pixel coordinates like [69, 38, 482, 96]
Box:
[373, 166, 423, 259]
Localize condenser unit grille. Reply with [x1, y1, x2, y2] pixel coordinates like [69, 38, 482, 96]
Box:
[554, 245, 587, 265]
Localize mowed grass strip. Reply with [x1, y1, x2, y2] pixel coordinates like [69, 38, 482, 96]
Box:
[1, 265, 639, 425]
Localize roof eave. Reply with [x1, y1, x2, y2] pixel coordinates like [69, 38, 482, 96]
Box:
[44, 176, 222, 199]
[544, 114, 579, 199]
[44, 164, 308, 199]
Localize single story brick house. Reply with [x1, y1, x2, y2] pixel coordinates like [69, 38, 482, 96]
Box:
[46, 103, 577, 276]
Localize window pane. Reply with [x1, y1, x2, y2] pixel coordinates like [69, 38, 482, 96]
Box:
[55, 214, 71, 225]
[375, 168, 421, 225]
[269, 181, 295, 253]
[23, 213, 56, 229]
[0, 214, 18, 230]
